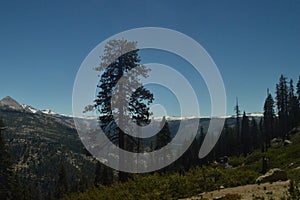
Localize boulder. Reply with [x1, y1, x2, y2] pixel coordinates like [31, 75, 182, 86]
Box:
[256, 168, 287, 183]
[271, 138, 282, 147]
[284, 140, 292, 146]
[213, 195, 225, 200]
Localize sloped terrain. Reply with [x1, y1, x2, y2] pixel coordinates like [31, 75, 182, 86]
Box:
[185, 181, 289, 200]
[63, 125, 300, 200]
[0, 105, 96, 193]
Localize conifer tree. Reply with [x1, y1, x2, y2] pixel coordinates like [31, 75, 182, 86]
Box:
[296, 76, 300, 124]
[288, 79, 299, 129]
[259, 118, 264, 152]
[276, 75, 289, 139]
[241, 112, 250, 156]
[250, 117, 259, 150]
[155, 116, 172, 172]
[234, 98, 241, 155]
[95, 39, 154, 181]
[155, 116, 172, 149]
[263, 91, 275, 150]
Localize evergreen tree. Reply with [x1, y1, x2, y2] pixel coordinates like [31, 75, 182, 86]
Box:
[95, 39, 154, 181]
[288, 79, 299, 129]
[225, 123, 236, 156]
[297, 76, 300, 102]
[155, 116, 172, 149]
[250, 117, 259, 150]
[259, 118, 264, 152]
[200, 125, 205, 142]
[263, 91, 275, 150]
[234, 98, 241, 155]
[155, 116, 172, 172]
[276, 75, 289, 139]
[295, 76, 300, 125]
[215, 121, 232, 158]
[241, 112, 250, 156]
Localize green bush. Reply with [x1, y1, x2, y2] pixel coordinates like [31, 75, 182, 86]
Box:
[228, 156, 245, 167]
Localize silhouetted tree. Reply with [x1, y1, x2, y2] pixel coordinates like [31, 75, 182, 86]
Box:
[276, 75, 289, 139]
[241, 112, 250, 156]
[235, 98, 241, 155]
[250, 117, 259, 150]
[259, 118, 264, 152]
[95, 39, 154, 181]
[155, 116, 172, 149]
[288, 79, 299, 129]
[297, 76, 300, 124]
[263, 90, 275, 150]
[155, 116, 172, 172]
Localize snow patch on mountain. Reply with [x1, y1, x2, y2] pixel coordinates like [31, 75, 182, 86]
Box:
[41, 109, 57, 115]
[0, 96, 264, 121]
[21, 104, 42, 114]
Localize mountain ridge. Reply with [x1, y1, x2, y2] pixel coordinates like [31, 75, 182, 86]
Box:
[0, 96, 264, 120]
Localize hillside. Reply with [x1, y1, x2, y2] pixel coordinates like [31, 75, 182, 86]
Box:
[0, 96, 245, 196]
[0, 97, 96, 194]
[63, 125, 300, 200]
[1, 96, 298, 199]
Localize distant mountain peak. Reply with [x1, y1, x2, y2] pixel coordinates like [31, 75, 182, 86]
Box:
[0, 96, 60, 116]
[0, 96, 22, 110]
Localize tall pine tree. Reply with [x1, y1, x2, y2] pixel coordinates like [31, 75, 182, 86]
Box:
[241, 112, 250, 157]
[276, 75, 289, 139]
[155, 116, 172, 149]
[250, 117, 259, 150]
[234, 98, 241, 155]
[263, 90, 275, 150]
[155, 116, 172, 172]
[288, 79, 299, 129]
[296, 76, 300, 124]
[95, 39, 154, 181]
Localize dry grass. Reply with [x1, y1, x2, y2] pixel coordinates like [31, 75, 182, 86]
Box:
[183, 180, 289, 200]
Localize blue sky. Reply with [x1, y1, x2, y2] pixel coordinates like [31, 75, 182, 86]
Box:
[0, 0, 299, 116]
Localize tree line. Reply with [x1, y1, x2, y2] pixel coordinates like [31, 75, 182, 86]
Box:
[92, 39, 300, 185]
[81, 73, 300, 196]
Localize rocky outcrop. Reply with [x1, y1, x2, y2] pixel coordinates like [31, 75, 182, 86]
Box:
[256, 168, 287, 183]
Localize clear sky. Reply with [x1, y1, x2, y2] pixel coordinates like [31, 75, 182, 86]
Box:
[0, 0, 299, 117]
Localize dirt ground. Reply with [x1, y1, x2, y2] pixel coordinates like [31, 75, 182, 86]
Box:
[182, 180, 290, 200]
